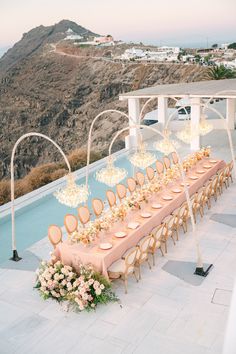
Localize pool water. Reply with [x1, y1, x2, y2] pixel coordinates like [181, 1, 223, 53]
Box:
[0, 152, 162, 264]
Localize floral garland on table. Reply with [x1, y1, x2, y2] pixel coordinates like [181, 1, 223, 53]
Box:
[70, 148, 211, 246]
[35, 260, 119, 312]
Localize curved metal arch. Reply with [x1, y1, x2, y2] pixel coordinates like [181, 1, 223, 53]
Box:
[11, 132, 71, 259]
[107, 122, 203, 269]
[85, 109, 136, 188]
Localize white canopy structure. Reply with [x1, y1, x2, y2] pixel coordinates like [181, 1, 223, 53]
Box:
[119, 78, 236, 150]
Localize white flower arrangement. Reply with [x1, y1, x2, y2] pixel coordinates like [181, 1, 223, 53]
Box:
[35, 260, 118, 312]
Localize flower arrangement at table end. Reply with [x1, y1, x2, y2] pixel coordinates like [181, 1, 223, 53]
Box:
[35, 259, 119, 312]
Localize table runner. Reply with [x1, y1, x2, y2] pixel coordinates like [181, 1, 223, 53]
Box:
[54, 158, 225, 277]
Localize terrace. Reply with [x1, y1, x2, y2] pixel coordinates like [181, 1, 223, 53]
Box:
[0, 79, 236, 354]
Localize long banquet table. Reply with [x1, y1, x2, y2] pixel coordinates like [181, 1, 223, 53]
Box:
[54, 158, 225, 278]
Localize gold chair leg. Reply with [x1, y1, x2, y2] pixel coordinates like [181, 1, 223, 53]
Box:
[152, 252, 155, 266]
[133, 270, 139, 282]
[124, 276, 128, 294]
[159, 246, 164, 257]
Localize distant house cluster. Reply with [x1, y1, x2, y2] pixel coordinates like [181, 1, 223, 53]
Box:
[64, 28, 114, 46]
[119, 46, 180, 62]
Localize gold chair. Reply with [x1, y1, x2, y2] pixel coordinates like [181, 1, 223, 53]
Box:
[156, 160, 164, 175]
[48, 225, 63, 248]
[162, 214, 178, 245]
[106, 190, 117, 208]
[146, 166, 155, 182]
[78, 205, 91, 226]
[227, 160, 234, 184]
[136, 171, 145, 188]
[127, 177, 137, 194]
[108, 247, 138, 294]
[135, 235, 152, 279]
[192, 189, 204, 222]
[64, 214, 78, 238]
[116, 183, 127, 202]
[171, 151, 179, 165]
[92, 198, 104, 217]
[210, 175, 220, 201]
[172, 203, 188, 239]
[202, 182, 212, 209]
[217, 169, 225, 194]
[163, 156, 171, 170]
[149, 225, 165, 266]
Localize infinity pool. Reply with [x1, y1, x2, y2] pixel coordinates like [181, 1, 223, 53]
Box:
[0, 151, 162, 264]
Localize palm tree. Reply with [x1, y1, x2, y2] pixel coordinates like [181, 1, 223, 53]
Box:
[204, 64, 236, 80]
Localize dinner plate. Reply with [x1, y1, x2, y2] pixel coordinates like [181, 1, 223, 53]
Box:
[128, 222, 140, 230]
[180, 182, 190, 187]
[99, 242, 112, 250]
[162, 195, 173, 201]
[203, 164, 212, 169]
[209, 159, 217, 164]
[196, 170, 205, 174]
[151, 203, 163, 209]
[189, 175, 198, 180]
[114, 231, 127, 238]
[171, 188, 182, 193]
[140, 212, 152, 218]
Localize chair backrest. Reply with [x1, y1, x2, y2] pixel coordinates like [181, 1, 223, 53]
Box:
[136, 171, 145, 187]
[78, 206, 90, 225]
[163, 156, 171, 169]
[211, 175, 218, 189]
[156, 160, 164, 174]
[204, 182, 212, 196]
[146, 166, 155, 181]
[127, 177, 137, 194]
[171, 151, 179, 164]
[179, 203, 188, 218]
[64, 214, 78, 235]
[48, 225, 62, 248]
[196, 189, 204, 203]
[92, 198, 104, 217]
[167, 214, 176, 228]
[124, 247, 138, 267]
[139, 235, 152, 254]
[116, 184, 127, 201]
[152, 224, 165, 241]
[106, 190, 116, 208]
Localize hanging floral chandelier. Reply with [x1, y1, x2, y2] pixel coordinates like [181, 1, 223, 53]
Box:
[176, 112, 213, 145]
[176, 121, 193, 144]
[95, 157, 127, 187]
[129, 142, 156, 169]
[153, 129, 180, 154]
[54, 174, 89, 208]
[199, 113, 213, 136]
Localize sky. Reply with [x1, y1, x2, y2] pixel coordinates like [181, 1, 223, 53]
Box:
[0, 0, 236, 49]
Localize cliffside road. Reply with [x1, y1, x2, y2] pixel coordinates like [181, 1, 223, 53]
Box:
[0, 19, 207, 180]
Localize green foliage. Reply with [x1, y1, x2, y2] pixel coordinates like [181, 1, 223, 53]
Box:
[228, 43, 236, 49]
[204, 64, 236, 80]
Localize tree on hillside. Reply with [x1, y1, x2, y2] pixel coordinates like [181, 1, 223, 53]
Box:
[228, 43, 236, 49]
[204, 64, 236, 80]
[212, 44, 218, 49]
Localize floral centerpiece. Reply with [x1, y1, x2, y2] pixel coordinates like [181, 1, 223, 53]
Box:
[35, 260, 118, 312]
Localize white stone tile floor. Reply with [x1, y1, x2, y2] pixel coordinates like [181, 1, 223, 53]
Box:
[0, 139, 236, 353]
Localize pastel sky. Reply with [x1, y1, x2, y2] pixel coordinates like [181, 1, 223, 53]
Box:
[0, 0, 236, 47]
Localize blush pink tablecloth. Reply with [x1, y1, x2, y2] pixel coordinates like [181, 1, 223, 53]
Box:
[54, 158, 225, 278]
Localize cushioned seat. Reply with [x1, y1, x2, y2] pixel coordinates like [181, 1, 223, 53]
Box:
[108, 259, 134, 274]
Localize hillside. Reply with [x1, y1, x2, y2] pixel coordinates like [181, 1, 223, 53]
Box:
[0, 20, 208, 181]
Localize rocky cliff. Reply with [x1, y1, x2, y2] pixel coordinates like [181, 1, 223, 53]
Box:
[0, 20, 207, 180]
